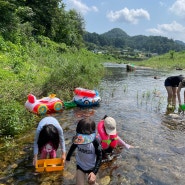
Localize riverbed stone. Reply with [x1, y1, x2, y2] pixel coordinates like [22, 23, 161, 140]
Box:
[100, 176, 110, 185]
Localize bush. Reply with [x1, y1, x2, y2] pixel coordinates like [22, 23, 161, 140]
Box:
[0, 100, 36, 136]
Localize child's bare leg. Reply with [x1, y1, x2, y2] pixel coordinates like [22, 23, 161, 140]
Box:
[76, 169, 85, 185]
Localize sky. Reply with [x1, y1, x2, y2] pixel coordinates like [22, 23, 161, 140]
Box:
[62, 0, 185, 43]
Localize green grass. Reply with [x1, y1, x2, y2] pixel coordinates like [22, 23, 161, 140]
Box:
[131, 50, 185, 70]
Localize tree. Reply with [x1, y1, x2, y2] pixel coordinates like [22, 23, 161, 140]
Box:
[0, 0, 19, 41]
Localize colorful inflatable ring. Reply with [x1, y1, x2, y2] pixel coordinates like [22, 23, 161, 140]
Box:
[74, 87, 96, 98]
[25, 94, 64, 115]
[97, 120, 118, 150]
[73, 88, 101, 107]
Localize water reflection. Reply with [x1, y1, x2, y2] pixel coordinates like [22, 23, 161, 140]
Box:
[0, 63, 185, 185]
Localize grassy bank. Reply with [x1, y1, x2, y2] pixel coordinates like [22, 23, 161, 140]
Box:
[131, 50, 185, 70]
[0, 36, 111, 142]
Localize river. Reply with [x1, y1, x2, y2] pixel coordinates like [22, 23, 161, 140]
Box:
[0, 63, 185, 185]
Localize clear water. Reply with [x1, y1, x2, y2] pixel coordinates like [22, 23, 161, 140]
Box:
[0, 63, 185, 185]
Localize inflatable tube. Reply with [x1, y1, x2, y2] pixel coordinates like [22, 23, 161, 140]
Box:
[25, 94, 64, 115]
[73, 89, 101, 107]
[97, 120, 118, 149]
[74, 87, 96, 98]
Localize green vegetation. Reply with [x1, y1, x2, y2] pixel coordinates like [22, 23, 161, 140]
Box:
[132, 50, 185, 70]
[0, 0, 185, 148]
[84, 28, 185, 56]
[0, 36, 107, 142]
[0, 0, 109, 143]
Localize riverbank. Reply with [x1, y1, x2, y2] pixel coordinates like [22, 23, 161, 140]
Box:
[0, 36, 185, 173]
[0, 37, 113, 141]
[131, 50, 185, 70]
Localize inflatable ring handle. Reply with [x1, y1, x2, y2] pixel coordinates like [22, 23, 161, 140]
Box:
[38, 104, 48, 115]
[54, 102, 63, 111]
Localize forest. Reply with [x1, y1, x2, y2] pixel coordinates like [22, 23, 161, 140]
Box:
[84, 28, 185, 55]
[0, 0, 85, 47]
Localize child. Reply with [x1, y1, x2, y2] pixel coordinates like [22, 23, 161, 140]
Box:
[164, 75, 185, 111]
[33, 116, 66, 166]
[97, 115, 133, 160]
[66, 118, 102, 185]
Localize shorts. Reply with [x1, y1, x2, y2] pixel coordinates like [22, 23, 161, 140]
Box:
[164, 78, 178, 87]
[77, 165, 93, 174]
[164, 78, 171, 86]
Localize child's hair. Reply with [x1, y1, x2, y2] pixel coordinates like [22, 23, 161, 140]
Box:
[76, 118, 96, 134]
[102, 115, 108, 120]
[38, 124, 59, 153]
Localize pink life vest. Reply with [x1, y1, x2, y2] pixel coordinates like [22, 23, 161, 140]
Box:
[97, 120, 118, 150]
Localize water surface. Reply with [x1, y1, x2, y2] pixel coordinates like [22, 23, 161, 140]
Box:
[0, 63, 185, 185]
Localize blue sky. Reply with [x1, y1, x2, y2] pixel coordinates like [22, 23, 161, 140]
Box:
[62, 0, 185, 43]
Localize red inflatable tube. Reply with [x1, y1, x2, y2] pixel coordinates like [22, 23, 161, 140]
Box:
[97, 120, 118, 149]
[74, 88, 96, 98]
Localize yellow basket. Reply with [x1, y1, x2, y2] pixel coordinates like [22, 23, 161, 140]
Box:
[35, 158, 64, 172]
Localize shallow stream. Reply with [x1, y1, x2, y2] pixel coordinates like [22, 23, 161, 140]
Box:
[0, 63, 185, 185]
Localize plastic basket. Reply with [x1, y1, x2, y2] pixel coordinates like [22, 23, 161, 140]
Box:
[35, 158, 64, 172]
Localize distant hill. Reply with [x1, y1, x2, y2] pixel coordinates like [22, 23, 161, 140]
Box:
[175, 40, 185, 46]
[101, 28, 129, 39]
[83, 28, 185, 54]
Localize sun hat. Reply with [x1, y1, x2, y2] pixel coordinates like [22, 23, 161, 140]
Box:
[104, 117, 117, 135]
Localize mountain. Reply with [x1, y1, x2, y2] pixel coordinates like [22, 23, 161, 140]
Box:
[101, 28, 129, 39]
[175, 40, 185, 46]
[83, 28, 185, 54]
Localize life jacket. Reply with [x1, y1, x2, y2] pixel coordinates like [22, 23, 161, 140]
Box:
[97, 120, 118, 150]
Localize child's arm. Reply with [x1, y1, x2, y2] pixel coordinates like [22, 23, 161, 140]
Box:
[66, 144, 77, 161]
[93, 138, 103, 174]
[117, 136, 134, 149]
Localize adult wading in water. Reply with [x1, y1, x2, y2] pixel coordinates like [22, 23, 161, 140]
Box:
[164, 75, 185, 112]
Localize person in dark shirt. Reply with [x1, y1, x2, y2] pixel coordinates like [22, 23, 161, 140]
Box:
[66, 118, 102, 185]
[164, 75, 185, 111]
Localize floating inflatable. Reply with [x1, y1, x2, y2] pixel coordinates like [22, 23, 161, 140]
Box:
[74, 87, 96, 97]
[73, 87, 101, 107]
[64, 101, 77, 109]
[25, 94, 64, 115]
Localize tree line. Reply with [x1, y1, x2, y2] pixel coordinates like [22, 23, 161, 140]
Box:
[0, 0, 84, 48]
[83, 28, 185, 55]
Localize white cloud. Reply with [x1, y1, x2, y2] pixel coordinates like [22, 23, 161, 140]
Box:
[92, 6, 98, 12]
[169, 0, 185, 18]
[147, 21, 185, 41]
[107, 7, 150, 24]
[67, 0, 98, 15]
